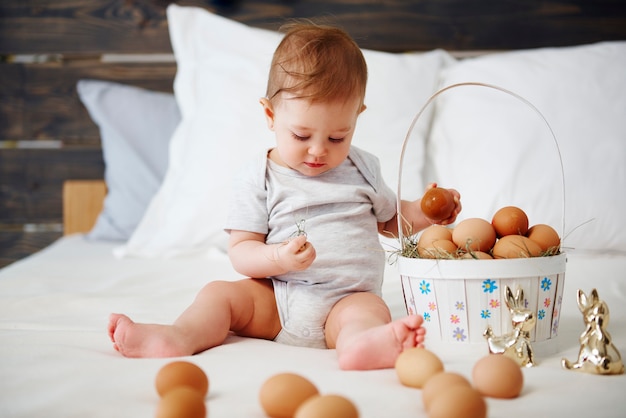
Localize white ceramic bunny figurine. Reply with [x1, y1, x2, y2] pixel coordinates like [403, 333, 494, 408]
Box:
[483, 285, 536, 367]
[562, 288, 624, 375]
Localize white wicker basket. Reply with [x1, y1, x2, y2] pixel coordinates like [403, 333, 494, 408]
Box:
[396, 83, 567, 357]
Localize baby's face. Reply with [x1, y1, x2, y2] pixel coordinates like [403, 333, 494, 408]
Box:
[267, 96, 364, 176]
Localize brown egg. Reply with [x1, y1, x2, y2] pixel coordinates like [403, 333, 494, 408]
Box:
[428, 385, 487, 418]
[422, 372, 471, 411]
[418, 239, 458, 259]
[452, 218, 497, 253]
[418, 226, 455, 259]
[156, 386, 206, 418]
[294, 394, 359, 418]
[472, 354, 524, 398]
[418, 225, 453, 246]
[527, 224, 561, 254]
[460, 251, 493, 260]
[259, 373, 319, 418]
[155, 361, 209, 398]
[492, 235, 542, 259]
[395, 347, 444, 388]
[492, 206, 529, 237]
[421, 187, 455, 221]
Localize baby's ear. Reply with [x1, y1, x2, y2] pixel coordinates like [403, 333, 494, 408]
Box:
[259, 98, 275, 130]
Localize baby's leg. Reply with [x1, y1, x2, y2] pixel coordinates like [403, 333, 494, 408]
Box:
[108, 278, 281, 358]
[325, 292, 425, 370]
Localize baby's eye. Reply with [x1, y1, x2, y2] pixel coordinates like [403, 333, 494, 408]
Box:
[329, 137, 345, 143]
[291, 133, 309, 141]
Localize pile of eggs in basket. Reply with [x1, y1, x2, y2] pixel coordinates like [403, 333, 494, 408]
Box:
[415, 196, 560, 260]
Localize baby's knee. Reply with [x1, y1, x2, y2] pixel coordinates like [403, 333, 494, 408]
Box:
[202, 278, 276, 313]
[333, 292, 390, 320]
[196, 280, 242, 302]
[202, 280, 235, 293]
[325, 292, 391, 346]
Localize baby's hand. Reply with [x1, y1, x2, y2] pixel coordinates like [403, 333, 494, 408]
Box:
[274, 235, 316, 272]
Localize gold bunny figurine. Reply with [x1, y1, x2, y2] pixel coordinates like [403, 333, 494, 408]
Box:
[562, 288, 624, 375]
[484, 285, 536, 367]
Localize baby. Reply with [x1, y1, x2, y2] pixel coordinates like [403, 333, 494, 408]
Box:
[108, 23, 461, 370]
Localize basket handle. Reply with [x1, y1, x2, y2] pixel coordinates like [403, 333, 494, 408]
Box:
[396, 82, 566, 249]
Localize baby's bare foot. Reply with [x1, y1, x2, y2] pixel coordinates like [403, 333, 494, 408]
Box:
[336, 315, 425, 370]
[108, 313, 192, 358]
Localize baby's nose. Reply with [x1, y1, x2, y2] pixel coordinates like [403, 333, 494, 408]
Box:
[308, 142, 327, 156]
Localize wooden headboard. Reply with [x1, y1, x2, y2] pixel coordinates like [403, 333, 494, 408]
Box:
[1, 0, 625, 267]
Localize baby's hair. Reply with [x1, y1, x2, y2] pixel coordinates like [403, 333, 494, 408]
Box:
[266, 22, 367, 106]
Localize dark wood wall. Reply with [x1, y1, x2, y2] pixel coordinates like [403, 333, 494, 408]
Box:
[1, 0, 625, 267]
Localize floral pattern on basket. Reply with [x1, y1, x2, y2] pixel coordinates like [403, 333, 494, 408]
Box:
[402, 273, 565, 345]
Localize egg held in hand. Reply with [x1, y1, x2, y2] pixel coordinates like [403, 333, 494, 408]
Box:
[421, 187, 455, 222]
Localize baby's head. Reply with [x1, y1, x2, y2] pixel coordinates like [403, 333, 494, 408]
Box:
[262, 23, 368, 176]
[266, 23, 367, 107]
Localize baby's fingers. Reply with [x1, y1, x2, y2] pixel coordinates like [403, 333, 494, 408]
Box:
[286, 234, 308, 254]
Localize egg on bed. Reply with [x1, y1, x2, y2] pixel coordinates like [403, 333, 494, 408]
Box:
[156, 387, 206, 418]
[472, 354, 524, 398]
[294, 394, 358, 418]
[259, 373, 319, 418]
[421, 371, 472, 411]
[155, 361, 209, 398]
[395, 347, 444, 388]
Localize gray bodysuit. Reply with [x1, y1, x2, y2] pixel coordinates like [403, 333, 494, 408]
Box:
[225, 146, 397, 348]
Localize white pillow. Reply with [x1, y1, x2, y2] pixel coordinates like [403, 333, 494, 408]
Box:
[118, 5, 454, 258]
[77, 80, 180, 241]
[425, 41, 626, 252]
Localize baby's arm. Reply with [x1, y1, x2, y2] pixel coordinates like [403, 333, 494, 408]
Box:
[228, 231, 316, 278]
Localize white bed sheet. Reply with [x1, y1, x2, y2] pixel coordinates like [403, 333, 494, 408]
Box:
[1, 235, 625, 417]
